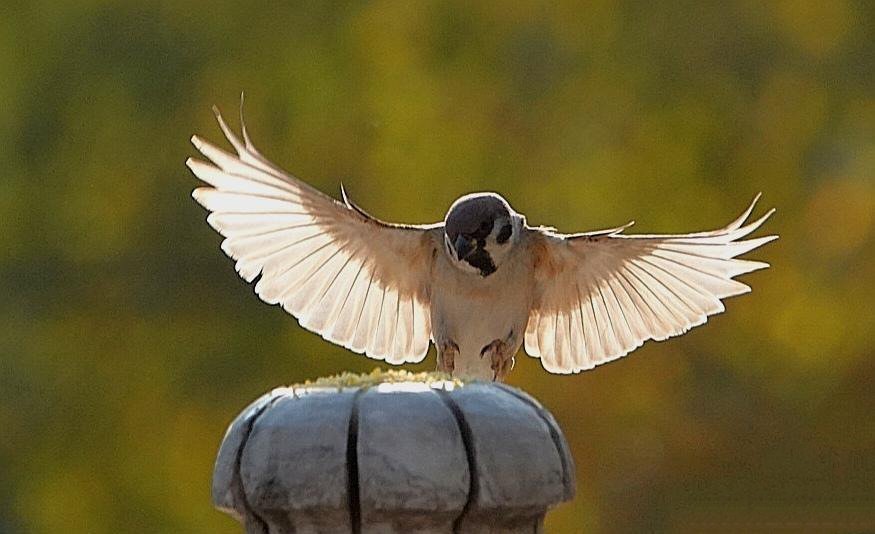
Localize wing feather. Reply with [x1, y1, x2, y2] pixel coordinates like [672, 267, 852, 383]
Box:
[188, 107, 439, 364]
[527, 196, 776, 373]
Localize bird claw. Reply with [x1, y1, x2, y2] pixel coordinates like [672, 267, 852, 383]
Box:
[480, 339, 514, 382]
[437, 340, 459, 374]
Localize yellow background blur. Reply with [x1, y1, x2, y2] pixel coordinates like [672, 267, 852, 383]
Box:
[2, 1, 873, 532]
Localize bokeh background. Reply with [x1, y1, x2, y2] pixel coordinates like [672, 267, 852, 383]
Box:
[2, 1, 874, 532]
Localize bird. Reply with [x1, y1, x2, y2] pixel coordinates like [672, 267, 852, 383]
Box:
[187, 105, 776, 381]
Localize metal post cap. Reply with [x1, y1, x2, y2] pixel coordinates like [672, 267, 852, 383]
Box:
[213, 371, 575, 533]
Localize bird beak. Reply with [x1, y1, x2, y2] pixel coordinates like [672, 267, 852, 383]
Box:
[454, 235, 473, 260]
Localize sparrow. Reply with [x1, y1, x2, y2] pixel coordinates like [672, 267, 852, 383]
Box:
[188, 106, 776, 381]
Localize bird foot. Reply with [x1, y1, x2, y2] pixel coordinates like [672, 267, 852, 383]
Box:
[480, 339, 514, 382]
[437, 340, 459, 374]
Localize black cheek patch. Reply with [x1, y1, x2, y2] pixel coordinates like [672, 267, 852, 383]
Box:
[465, 248, 497, 277]
[496, 223, 512, 244]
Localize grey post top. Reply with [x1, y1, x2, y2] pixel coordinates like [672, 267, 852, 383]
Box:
[213, 375, 575, 534]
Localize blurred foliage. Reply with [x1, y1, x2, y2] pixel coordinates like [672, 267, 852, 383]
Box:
[1, 0, 874, 532]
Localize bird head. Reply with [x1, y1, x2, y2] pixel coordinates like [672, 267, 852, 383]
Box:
[443, 192, 523, 277]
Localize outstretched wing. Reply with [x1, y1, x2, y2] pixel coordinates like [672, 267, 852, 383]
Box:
[187, 108, 439, 364]
[525, 196, 776, 373]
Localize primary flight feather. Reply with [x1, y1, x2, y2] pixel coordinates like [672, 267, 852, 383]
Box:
[188, 106, 776, 381]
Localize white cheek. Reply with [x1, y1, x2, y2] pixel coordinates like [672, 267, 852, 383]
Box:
[485, 221, 515, 264]
[444, 240, 455, 262]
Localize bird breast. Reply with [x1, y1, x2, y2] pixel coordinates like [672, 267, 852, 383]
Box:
[430, 244, 533, 379]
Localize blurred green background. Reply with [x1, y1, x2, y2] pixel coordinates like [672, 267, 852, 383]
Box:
[2, 1, 874, 532]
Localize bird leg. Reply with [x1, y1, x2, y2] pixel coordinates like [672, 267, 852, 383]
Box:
[480, 329, 517, 382]
[436, 340, 459, 375]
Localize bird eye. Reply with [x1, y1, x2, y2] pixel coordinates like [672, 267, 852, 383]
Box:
[496, 223, 512, 244]
[479, 220, 492, 233]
